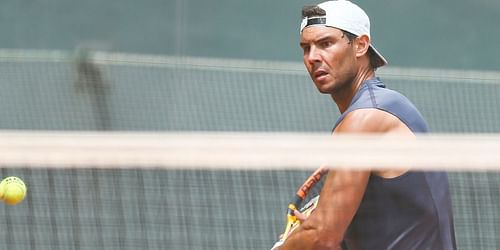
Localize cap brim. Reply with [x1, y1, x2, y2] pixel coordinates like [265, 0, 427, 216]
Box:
[369, 44, 388, 68]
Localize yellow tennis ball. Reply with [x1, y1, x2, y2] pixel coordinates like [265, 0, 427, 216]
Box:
[0, 176, 27, 205]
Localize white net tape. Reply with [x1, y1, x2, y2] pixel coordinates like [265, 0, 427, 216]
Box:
[1, 131, 499, 170]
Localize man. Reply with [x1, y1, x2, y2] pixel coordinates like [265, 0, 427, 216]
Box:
[275, 1, 456, 249]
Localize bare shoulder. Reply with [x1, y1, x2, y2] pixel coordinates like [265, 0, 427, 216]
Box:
[334, 108, 411, 134]
[335, 108, 414, 178]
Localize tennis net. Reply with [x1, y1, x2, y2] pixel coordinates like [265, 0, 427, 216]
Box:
[0, 49, 500, 249]
[0, 132, 499, 250]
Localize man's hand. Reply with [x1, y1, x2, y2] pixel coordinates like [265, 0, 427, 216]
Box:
[293, 209, 307, 222]
[271, 197, 320, 250]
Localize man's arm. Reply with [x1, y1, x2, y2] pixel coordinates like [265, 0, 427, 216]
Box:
[279, 169, 370, 249]
[278, 108, 412, 249]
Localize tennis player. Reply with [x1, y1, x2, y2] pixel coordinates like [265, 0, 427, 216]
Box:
[276, 1, 457, 249]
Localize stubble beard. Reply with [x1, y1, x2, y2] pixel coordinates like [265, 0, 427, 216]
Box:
[315, 74, 354, 96]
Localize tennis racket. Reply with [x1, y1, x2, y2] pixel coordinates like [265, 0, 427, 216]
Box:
[272, 166, 329, 249]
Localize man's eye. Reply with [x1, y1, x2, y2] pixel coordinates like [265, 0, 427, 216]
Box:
[320, 41, 333, 48]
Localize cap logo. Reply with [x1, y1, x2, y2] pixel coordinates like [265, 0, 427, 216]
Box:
[300, 17, 327, 32]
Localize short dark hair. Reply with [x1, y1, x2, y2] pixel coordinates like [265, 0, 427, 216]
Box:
[302, 5, 326, 18]
[301, 5, 380, 69]
[341, 30, 357, 43]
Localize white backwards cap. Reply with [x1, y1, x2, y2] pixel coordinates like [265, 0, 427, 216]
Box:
[300, 0, 388, 67]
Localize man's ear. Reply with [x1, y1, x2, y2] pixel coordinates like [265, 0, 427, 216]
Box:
[355, 34, 370, 57]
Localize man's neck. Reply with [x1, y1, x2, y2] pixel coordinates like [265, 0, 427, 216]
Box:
[331, 67, 375, 114]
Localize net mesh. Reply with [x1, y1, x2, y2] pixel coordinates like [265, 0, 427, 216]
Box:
[0, 168, 307, 250]
[0, 134, 499, 250]
[0, 50, 500, 250]
[0, 133, 499, 250]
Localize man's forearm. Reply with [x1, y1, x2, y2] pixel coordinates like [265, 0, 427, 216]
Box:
[278, 218, 343, 250]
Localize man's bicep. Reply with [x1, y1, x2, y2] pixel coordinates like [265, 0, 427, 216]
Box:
[317, 170, 370, 216]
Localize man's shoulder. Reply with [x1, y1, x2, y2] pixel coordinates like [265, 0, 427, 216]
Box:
[333, 78, 429, 133]
[335, 108, 404, 133]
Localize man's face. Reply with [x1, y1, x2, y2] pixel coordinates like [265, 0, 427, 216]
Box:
[300, 26, 357, 94]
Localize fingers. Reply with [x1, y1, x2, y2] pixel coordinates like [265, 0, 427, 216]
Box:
[293, 209, 307, 222]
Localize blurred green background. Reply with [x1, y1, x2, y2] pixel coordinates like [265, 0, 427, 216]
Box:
[0, 1, 499, 250]
[1, 0, 499, 70]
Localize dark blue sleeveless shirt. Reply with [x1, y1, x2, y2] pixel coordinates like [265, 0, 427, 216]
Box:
[333, 78, 456, 250]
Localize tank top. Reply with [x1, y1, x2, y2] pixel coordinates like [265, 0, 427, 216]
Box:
[333, 77, 456, 250]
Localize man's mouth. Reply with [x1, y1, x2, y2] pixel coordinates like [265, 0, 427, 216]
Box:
[313, 70, 329, 80]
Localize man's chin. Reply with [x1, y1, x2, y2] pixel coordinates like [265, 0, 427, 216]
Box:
[315, 83, 333, 94]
